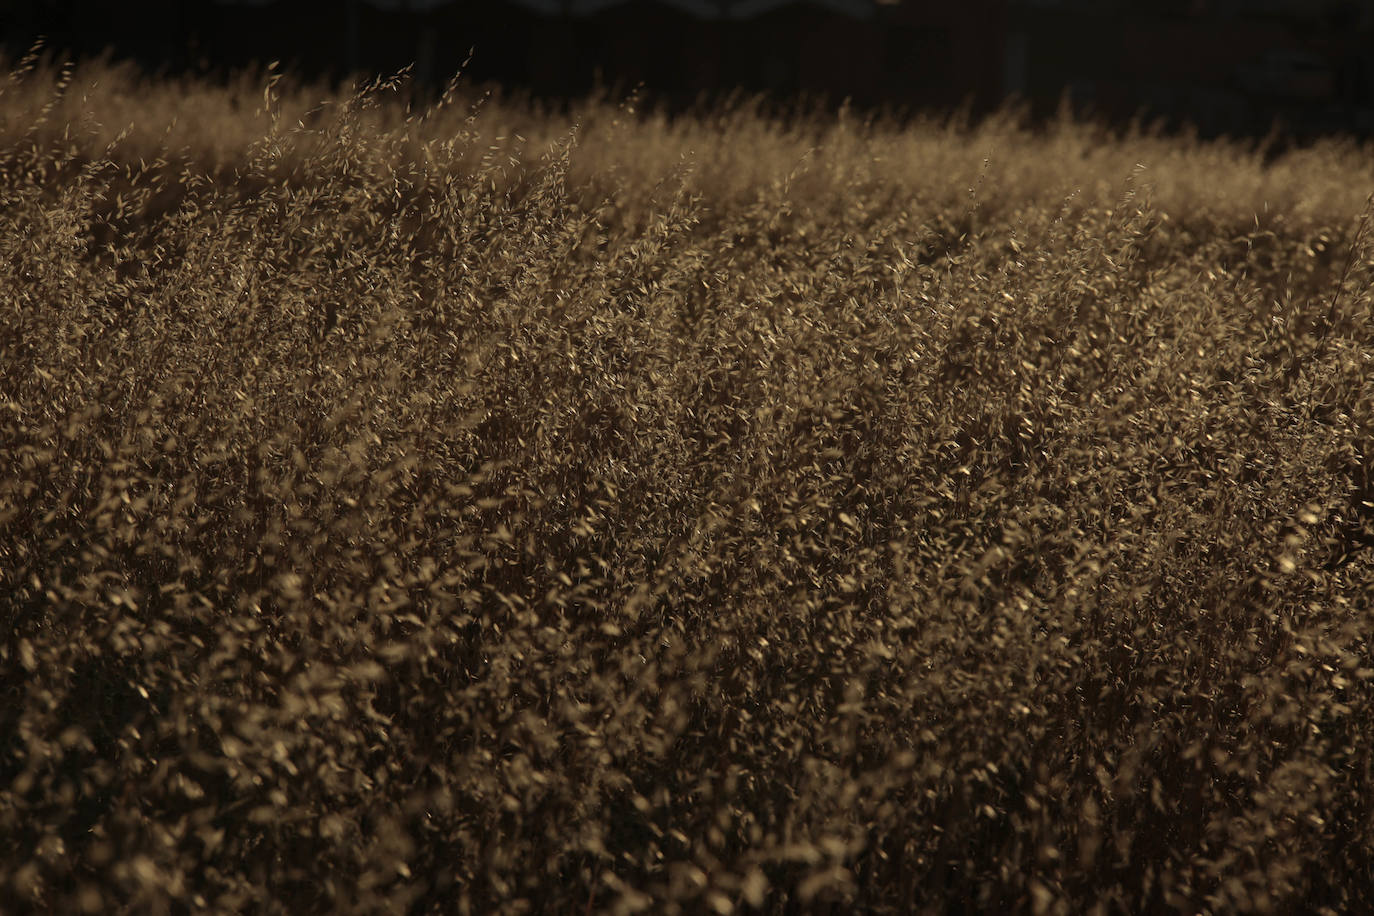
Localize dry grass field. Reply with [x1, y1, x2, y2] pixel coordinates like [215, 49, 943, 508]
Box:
[4, 52, 1374, 913]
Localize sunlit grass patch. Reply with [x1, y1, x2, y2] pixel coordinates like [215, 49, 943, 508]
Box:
[3, 53, 1374, 913]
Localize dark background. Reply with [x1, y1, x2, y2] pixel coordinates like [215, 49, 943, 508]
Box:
[6, 0, 1374, 140]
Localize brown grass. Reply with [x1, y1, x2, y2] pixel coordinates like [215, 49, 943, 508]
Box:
[3, 52, 1374, 914]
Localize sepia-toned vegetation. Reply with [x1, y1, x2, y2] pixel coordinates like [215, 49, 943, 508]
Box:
[4, 50, 1374, 913]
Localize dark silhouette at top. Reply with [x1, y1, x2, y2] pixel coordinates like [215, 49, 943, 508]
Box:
[7, 0, 1374, 139]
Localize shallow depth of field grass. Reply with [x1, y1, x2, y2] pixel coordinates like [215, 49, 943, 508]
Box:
[4, 53, 1374, 914]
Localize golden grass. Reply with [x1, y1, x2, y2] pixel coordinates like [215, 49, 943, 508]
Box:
[3, 52, 1374, 913]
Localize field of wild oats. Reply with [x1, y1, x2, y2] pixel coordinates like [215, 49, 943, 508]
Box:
[4, 53, 1374, 913]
